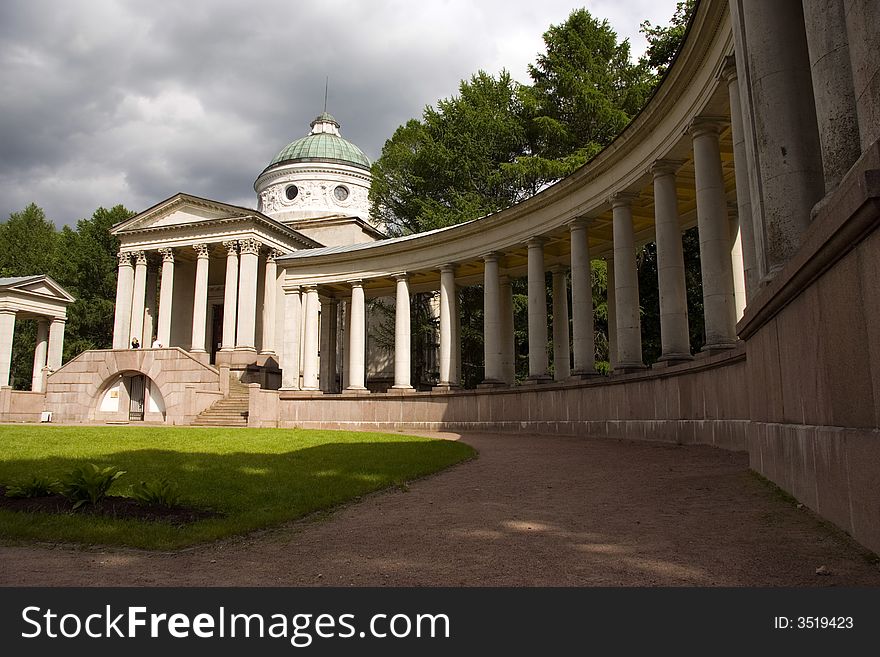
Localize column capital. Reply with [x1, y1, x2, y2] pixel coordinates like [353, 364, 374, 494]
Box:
[719, 54, 737, 83]
[157, 247, 174, 263]
[222, 240, 239, 254]
[281, 282, 301, 294]
[302, 284, 318, 293]
[50, 316, 67, 324]
[481, 252, 502, 263]
[548, 264, 569, 274]
[439, 263, 457, 275]
[239, 238, 262, 255]
[132, 250, 148, 266]
[650, 159, 686, 177]
[566, 217, 594, 230]
[117, 251, 133, 267]
[192, 243, 211, 259]
[266, 247, 284, 261]
[609, 191, 638, 208]
[688, 116, 728, 138]
[526, 236, 547, 249]
[347, 279, 364, 289]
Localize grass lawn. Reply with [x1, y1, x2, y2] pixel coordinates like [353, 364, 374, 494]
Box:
[0, 425, 475, 550]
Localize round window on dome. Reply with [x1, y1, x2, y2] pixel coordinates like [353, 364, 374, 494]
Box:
[334, 185, 349, 202]
[285, 185, 298, 201]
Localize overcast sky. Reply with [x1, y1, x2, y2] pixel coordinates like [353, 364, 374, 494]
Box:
[1, 0, 679, 227]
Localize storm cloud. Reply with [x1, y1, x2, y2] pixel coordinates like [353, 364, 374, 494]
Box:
[0, 0, 678, 226]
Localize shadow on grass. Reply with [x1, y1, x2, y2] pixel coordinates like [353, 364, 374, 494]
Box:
[0, 440, 475, 550]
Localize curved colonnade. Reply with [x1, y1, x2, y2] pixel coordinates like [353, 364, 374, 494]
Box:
[252, 0, 880, 554]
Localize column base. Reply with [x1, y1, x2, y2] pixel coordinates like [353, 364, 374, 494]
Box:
[343, 387, 371, 396]
[657, 352, 695, 364]
[700, 341, 738, 354]
[477, 379, 506, 389]
[523, 374, 552, 385]
[569, 369, 602, 379]
[388, 385, 415, 394]
[612, 363, 647, 374]
[432, 383, 461, 392]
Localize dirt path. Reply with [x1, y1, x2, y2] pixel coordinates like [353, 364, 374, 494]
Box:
[1, 432, 878, 586]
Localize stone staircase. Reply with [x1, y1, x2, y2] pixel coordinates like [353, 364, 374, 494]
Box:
[191, 376, 250, 427]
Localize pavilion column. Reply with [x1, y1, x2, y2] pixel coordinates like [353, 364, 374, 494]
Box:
[301, 286, 320, 390]
[320, 298, 339, 392]
[128, 250, 147, 347]
[156, 248, 174, 347]
[437, 265, 458, 388]
[280, 279, 302, 390]
[729, 204, 747, 322]
[31, 318, 49, 392]
[611, 194, 645, 370]
[143, 265, 158, 346]
[236, 238, 261, 352]
[802, 0, 861, 191]
[346, 281, 367, 391]
[482, 253, 503, 385]
[500, 276, 515, 385]
[112, 252, 134, 349]
[261, 249, 280, 355]
[526, 238, 550, 381]
[652, 161, 692, 361]
[0, 310, 15, 386]
[721, 57, 759, 299]
[606, 257, 617, 370]
[691, 119, 737, 350]
[47, 317, 65, 370]
[391, 274, 413, 390]
[190, 244, 210, 353]
[737, 0, 823, 275]
[569, 219, 596, 376]
[452, 287, 462, 386]
[550, 266, 570, 381]
[843, 0, 880, 150]
[221, 240, 239, 351]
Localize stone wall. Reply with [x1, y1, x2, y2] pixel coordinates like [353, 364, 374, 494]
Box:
[0, 388, 46, 422]
[44, 347, 221, 424]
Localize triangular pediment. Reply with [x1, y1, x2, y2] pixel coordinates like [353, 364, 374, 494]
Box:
[0, 275, 75, 303]
[111, 193, 251, 234]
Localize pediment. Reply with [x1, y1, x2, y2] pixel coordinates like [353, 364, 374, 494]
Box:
[111, 194, 250, 234]
[0, 275, 75, 303]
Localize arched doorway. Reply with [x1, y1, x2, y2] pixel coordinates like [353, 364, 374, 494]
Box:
[96, 371, 166, 423]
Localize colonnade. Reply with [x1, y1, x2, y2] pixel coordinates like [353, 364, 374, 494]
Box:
[0, 311, 65, 391]
[112, 240, 282, 357]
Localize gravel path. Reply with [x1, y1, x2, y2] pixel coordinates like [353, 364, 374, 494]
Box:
[2, 432, 878, 587]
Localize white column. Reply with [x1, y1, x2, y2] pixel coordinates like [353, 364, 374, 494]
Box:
[112, 252, 134, 349]
[128, 250, 147, 347]
[31, 318, 49, 392]
[526, 237, 550, 381]
[606, 257, 617, 370]
[346, 281, 367, 391]
[221, 240, 238, 351]
[844, 0, 880, 150]
[691, 119, 737, 350]
[438, 265, 457, 387]
[0, 310, 16, 386]
[569, 220, 596, 376]
[301, 286, 320, 390]
[482, 253, 503, 384]
[452, 286, 462, 386]
[611, 193, 645, 370]
[500, 276, 516, 385]
[392, 274, 413, 390]
[551, 266, 571, 381]
[319, 298, 339, 392]
[721, 57, 759, 299]
[280, 279, 302, 390]
[143, 264, 158, 346]
[190, 244, 210, 352]
[47, 317, 65, 370]
[652, 161, 692, 361]
[261, 249, 280, 354]
[729, 204, 747, 322]
[156, 248, 174, 347]
[236, 238, 261, 352]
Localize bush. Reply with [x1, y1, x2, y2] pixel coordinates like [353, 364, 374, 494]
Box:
[61, 463, 126, 509]
[130, 479, 180, 508]
[4, 475, 61, 498]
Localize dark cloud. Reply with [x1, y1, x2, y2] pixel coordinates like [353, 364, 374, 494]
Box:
[0, 0, 677, 226]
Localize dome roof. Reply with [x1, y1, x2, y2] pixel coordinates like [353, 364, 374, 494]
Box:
[267, 113, 371, 171]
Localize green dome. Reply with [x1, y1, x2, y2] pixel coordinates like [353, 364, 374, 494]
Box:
[268, 113, 371, 171]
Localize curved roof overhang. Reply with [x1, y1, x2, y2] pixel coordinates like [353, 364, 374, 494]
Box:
[276, 0, 735, 298]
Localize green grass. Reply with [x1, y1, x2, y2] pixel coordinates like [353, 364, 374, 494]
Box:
[0, 425, 475, 550]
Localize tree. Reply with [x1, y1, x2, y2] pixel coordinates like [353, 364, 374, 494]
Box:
[640, 0, 697, 76]
[0, 203, 58, 277]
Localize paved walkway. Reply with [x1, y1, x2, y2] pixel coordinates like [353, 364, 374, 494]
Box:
[2, 432, 878, 586]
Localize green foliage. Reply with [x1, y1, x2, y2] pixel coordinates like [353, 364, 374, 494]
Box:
[130, 479, 181, 508]
[640, 0, 697, 76]
[4, 475, 61, 498]
[61, 463, 126, 509]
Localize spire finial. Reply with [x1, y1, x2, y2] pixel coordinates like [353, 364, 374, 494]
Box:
[323, 76, 329, 113]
